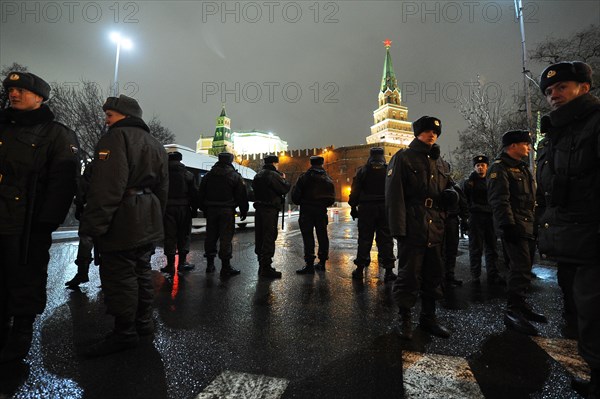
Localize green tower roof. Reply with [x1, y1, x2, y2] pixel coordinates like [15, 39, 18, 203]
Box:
[220, 105, 227, 117]
[380, 39, 398, 92]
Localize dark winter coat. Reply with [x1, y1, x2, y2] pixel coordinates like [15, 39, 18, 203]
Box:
[167, 160, 198, 207]
[536, 93, 600, 264]
[0, 105, 79, 235]
[487, 152, 535, 239]
[463, 171, 493, 214]
[291, 166, 335, 208]
[252, 165, 290, 210]
[79, 117, 169, 252]
[348, 160, 386, 206]
[385, 138, 453, 247]
[198, 161, 248, 215]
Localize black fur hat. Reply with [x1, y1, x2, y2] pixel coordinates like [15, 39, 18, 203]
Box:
[2, 71, 51, 101]
[264, 155, 279, 164]
[218, 152, 234, 164]
[412, 116, 441, 137]
[310, 156, 324, 166]
[472, 155, 489, 166]
[539, 61, 593, 94]
[502, 130, 531, 147]
[168, 151, 183, 161]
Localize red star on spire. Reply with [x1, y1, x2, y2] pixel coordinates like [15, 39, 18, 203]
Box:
[383, 39, 392, 49]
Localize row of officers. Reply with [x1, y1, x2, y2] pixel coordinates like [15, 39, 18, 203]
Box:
[0, 61, 598, 397]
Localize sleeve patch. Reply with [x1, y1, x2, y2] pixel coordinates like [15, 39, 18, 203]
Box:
[387, 169, 393, 177]
[70, 145, 78, 154]
[490, 172, 497, 179]
[98, 150, 111, 160]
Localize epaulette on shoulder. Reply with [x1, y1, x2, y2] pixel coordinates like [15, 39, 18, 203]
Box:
[50, 120, 73, 132]
[493, 159, 502, 164]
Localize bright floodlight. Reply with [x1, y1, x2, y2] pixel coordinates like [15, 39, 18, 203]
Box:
[110, 32, 121, 43]
[121, 39, 133, 50]
[110, 32, 133, 96]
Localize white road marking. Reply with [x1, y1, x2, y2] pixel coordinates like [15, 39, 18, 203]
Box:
[402, 352, 484, 399]
[196, 370, 289, 399]
[532, 337, 590, 380]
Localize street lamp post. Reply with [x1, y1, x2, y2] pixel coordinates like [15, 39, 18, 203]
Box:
[110, 33, 133, 96]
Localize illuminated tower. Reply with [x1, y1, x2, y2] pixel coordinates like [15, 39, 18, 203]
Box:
[366, 39, 413, 146]
[209, 105, 233, 155]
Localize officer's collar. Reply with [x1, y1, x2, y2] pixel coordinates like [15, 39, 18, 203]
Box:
[543, 93, 600, 131]
[500, 152, 527, 167]
[0, 104, 55, 126]
[108, 116, 150, 132]
[409, 138, 440, 160]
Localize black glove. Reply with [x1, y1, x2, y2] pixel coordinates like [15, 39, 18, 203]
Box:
[502, 224, 524, 243]
[441, 188, 459, 209]
[350, 207, 359, 220]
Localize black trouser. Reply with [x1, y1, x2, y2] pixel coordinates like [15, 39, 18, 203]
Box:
[573, 264, 600, 369]
[501, 238, 532, 309]
[0, 232, 53, 317]
[557, 262, 577, 317]
[204, 207, 235, 261]
[99, 244, 154, 338]
[163, 205, 192, 259]
[443, 215, 460, 279]
[298, 205, 329, 263]
[468, 212, 499, 278]
[354, 202, 395, 268]
[392, 242, 444, 310]
[255, 206, 279, 266]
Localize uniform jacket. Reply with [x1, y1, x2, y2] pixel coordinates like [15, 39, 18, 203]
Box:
[0, 105, 78, 235]
[198, 161, 249, 215]
[487, 152, 535, 239]
[348, 159, 386, 206]
[463, 171, 493, 214]
[252, 165, 290, 210]
[79, 117, 169, 252]
[385, 138, 453, 247]
[536, 93, 600, 264]
[291, 166, 335, 208]
[167, 159, 198, 208]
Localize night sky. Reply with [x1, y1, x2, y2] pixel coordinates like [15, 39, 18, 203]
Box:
[1, 1, 599, 154]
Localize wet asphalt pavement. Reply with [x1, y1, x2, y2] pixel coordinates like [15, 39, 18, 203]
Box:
[0, 208, 589, 399]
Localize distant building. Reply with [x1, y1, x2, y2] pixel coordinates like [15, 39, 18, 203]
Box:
[232, 130, 288, 155]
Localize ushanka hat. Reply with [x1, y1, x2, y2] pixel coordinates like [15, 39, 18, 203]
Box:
[502, 130, 531, 147]
[412, 116, 441, 137]
[102, 94, 143, 118]
[264, 155, 279, 164]
[310, 156, 324, 166]
[218, 152, 234, 164]
[2, 71, 51, 101]
[472, 155, 489, 166]
[539, 61, 593, 94]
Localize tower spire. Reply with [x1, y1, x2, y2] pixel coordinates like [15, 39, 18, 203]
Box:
[380, 39, 398, 92]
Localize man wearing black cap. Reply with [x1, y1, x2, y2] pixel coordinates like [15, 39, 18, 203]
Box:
[0, 71, 79, 364]
[462, 155, 503, 285]
[386, 116, 458, 340]
[536, 61, 600, 397]
[161, 151, 199, 275]
[252, 155, 290, 278]
[349, 147, 396, 281]
[488, 130, 546, 336]
[79, 94, 169, 357]
[292, 156, 336, 274]
[198, 152, 248, 277]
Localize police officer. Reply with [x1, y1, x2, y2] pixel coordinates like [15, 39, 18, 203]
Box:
[349, 147, 396, 281]
[488, 130, 547, 336]
[252, 155, 290, 278]
[386, 116, 458, 340]
[293, 156, 336, 274]
[462, 155, 504, 285]
[536, 61, 599, 397]
[198, 152, 248, 277]
[0, 72, 79, 363]
[161, 151, 198, 275]
[79, 95, 168, 357]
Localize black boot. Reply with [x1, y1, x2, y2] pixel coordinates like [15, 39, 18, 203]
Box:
[314, 260, 326, 271]
[384, 268, 397, 282]
[0, 315, 36, 363]
[351, 265, 364, 279]
[160, 255, 176, 274]
[259, 265, 282, 279]
[394, 308, 413, 340]
[66, 258, 91, 289]
[178, 252, 195, 271]
[220, 259, 240, 277]
[296, 262, 315, 275]
[206, 256, 216, 273]
[504, 309, 538, 336]
[83, 320, 138, 358]
[419, 299, 451, 338]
